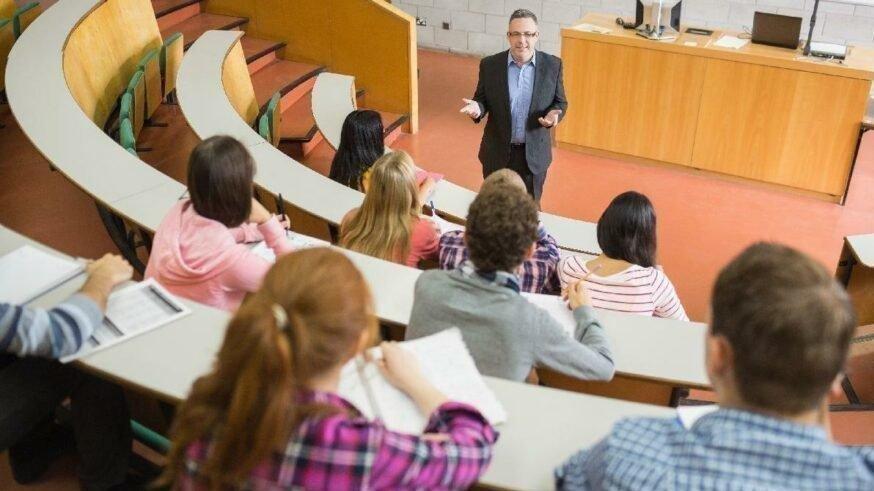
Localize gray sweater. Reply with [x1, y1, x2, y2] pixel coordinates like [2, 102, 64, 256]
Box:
[406, 269, 615, 382]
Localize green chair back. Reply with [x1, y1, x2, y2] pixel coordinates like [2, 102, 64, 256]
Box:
[265, 92, 281, 147]
[137, 48, 162, 120]
[258, 113, 271, 143]
[119, 92, 133, 124]
[126, 70, 145, 137]
[12, 2, 39, 39]
[119, 118, 136, 154]
[160, 32, 183, 98]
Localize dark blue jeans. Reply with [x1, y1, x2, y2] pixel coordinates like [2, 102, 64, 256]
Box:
[0, 355, 131, 490]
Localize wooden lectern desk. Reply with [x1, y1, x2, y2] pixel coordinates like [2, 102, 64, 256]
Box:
[558, 13, 874, 201]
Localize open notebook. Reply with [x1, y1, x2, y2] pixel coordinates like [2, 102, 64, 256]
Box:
[249, 234, 330, 263]
[61, 279, 191, 363]
[0, 245, 85, 304]
[338, 328, 507, 435]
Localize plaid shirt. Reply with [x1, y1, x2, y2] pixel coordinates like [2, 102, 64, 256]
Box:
[178, 391, 497, 490]
[438, 224, 560, 294]
[556, 408, 874, 490]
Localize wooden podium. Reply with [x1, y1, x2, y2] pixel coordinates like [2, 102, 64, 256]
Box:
[558, 13, 874, 201]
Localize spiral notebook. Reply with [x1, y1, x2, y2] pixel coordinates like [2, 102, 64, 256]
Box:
[338, 328, 507, 434]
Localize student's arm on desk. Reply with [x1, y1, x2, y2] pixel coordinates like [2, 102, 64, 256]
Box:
[533, 305, 615, 381]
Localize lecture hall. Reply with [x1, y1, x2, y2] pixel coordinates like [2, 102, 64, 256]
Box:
[0, 0, 872, 489]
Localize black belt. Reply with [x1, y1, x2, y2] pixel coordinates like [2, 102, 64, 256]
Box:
[510, 142, 525, 148]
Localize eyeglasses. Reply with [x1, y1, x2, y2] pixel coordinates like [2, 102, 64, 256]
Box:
[507, 31, 538, 39]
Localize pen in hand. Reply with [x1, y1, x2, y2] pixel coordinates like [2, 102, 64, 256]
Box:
[276, 193, 290, 238]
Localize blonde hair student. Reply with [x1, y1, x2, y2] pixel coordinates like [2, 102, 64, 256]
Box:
[340, 150, 440, 267]
[162, 248, 496, 490]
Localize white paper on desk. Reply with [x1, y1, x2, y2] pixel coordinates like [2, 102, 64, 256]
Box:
[676, 404, 719, 429]
[338, 328, 507, 434]
[713, 35, 747, 49]
[522, 292, 576, 337]
[0, 245, 85, 304]
[428, 213, 464, 236]
[249, 235, 328, 263]
[572, 23, 611, 34]
[61, 279, 191, 363]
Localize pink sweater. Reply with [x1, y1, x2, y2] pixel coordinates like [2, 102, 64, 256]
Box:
[557, 256, 689, 321]
[145, 200, 294, 311]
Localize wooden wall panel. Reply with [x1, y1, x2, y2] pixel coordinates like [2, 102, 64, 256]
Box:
[0, 0, 15, 19]
[557, 38, 706, 165]
[691, 59, 868, 196]
[204, 0, 417, 132]
[0, 21, 13, 92]
[222, 40, 258, 125]
[63, 0, 162, 126]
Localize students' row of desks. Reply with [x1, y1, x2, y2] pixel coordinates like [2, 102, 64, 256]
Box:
[176, 29, 601, 255]
[1, 223, 675, 491]
[4, 0, 710, 394]
[837, 233, 874, 327]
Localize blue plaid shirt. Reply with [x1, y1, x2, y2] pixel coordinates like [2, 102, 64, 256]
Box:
[556, 408, 874, 490]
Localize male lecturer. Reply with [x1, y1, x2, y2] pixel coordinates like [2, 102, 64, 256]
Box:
[461, 8, 567, 203]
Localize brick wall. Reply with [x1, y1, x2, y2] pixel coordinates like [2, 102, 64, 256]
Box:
[392, 0, 874, 56]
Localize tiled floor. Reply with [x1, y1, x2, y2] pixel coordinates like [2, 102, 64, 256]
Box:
[0, 47, 872, 487]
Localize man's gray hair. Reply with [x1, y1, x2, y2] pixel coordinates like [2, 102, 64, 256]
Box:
[509, 8, 538, 24]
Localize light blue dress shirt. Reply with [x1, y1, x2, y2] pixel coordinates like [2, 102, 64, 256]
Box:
[555, 408, 874, 490]
[507, 51, 535, 144]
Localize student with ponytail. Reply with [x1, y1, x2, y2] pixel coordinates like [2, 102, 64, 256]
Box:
[162, 248, 497, 490]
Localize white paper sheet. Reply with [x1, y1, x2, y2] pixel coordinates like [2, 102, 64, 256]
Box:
[713, 35, 748, 49]
[522, 292, 576, 337]
[428, 213, 465, 236]
[676, 404, 719, 429]
[61, 279, 191, 362]
[250, 234, 330, 262]
[572, 23, 612, 34]
[0, 245, 84, 304]
[338, 328, 507, 434]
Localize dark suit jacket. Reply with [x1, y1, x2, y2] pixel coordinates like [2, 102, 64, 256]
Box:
[471, 49, 567, 176]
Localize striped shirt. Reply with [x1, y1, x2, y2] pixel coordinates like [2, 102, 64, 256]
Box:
[556, 408, 874, 490]
[0, 294, 102, 358]
[557, 256, 688, 321]
[178, 391, 497, 490]
[438, 224, 561, 294]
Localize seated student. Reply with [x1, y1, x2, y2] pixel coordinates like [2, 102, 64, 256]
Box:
[556, 243, 874, 490]
[161, 248, 497, 489]
[406, 183, 614, 382]
[1, 254, 135, 489]
[439, 169, 560, 294]
[328, 109, 385, 191]
[340, 150, 439, 267]
[558, 191, 688, 320]
[146, 135, 293, 311]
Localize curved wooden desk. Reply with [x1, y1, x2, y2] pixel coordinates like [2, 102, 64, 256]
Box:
[837, 233, 874, 327]
[311, 72, 602, 254]
[2, 223, 674, 491]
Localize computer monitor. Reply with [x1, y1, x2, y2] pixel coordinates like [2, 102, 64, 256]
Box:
[634, 0, 682, 39]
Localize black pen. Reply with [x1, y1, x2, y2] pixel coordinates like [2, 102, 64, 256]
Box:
[276, 193, 289, 237]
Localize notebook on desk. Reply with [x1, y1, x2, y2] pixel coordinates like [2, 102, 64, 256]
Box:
[338, 328, 507, 434]
[752, 12, 801, 50]
[61, 279, 191, 362]
[0, 245, 85, 304]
